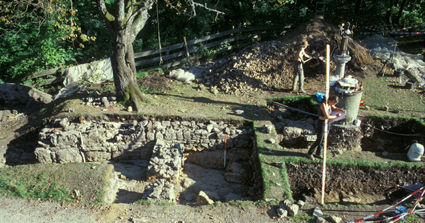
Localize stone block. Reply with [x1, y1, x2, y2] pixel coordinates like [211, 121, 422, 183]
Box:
[85, 151, 111, 162]
[330, 215, 342, 223]
[196, 191, 214, 205]
[112, 151, 129, 161]
[56, 148, 83, 164]
[34, 147, 52, 163]
[277, 204, 288, 218]
[203, 191, 220, 201]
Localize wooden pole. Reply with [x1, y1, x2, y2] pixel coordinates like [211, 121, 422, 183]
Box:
[183, 37, 192, 66]
[321, 44, 330, 204]
[224, 134, 227, 168]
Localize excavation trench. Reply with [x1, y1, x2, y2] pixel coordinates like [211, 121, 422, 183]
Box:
[270, 99, 425, 204]
[22, 116, 262, 204]
[286, 163, 425, 205]
[4, 105, 425, 205]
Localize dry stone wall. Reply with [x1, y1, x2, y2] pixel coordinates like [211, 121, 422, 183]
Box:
[35, 118, 254, 164]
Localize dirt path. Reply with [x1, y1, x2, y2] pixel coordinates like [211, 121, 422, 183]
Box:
[2, 195, 412, 223]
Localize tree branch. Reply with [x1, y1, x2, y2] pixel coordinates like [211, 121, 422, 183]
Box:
[192, 1, 225, 16]
[97, 0, 115, 23]
[129, 0, 155, 42]
[166, 0, 225, 19]
[116, 0, 126, 27]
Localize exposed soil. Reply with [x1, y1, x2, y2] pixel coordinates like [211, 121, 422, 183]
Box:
[287, 163, 425, 204]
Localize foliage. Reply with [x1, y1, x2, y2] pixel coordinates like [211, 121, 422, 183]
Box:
[325, 0, 425, 31]
[1, 0, 424, 85]
[0, 0, 102, 83]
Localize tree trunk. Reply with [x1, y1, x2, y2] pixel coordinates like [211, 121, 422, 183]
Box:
[395, 0, 409, 24]
[354, 0, 362, 15]
[110, 28, 151, 112]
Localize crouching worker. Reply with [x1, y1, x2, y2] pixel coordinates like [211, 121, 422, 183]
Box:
[307, 95, 346, 161]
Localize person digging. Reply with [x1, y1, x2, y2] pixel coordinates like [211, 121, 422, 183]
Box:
[292, 40, 311, 93]
[307, 95, 346, 161]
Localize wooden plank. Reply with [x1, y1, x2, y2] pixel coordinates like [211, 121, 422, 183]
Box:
[135, 33, 258, 67]
[135, 50, 187, 67]
[29, 76, 64, 87]
[133, 25, 289, 59]
[30, 24, 290, 80]
[188, 34, 258, 53]
[28, 67, 63, 80]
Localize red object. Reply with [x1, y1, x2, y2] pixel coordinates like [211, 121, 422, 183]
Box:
[224, 134, 227, 151]
[360, 100, 364, 106]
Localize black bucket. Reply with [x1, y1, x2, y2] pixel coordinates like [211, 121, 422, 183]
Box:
[405, 79, 416, 89]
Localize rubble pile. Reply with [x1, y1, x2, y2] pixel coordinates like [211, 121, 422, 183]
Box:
[143, 140, 182, 201]
[199, 19, 380, 95]
[81, 91, 117, 108]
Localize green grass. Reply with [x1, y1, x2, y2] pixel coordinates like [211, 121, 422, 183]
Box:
[280, 154, 425, 169]
[0, 163, 111, 205]
[135, 199, 175, 206]
[289, 213, 315, 222]
[362, 75, 425, 113]
[137, 68, 164, 79]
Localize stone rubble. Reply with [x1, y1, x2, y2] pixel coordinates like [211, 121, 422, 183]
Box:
[196, 20, 379, 96]
[81, 91, 117, 107]
[35, 118, 253, 165]
[35, 117, 255, 203]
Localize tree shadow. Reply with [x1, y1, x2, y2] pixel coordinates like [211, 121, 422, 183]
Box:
[387, 84, 407, 89]
[114, 189, 143, 203]
[164, 94, 271, 121]
[2, 94, 75, 165]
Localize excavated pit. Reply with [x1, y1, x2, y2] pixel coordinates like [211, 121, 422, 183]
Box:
[11, 115, 262, 204]
[3, 103, 425, 205]
[286, 163, 425, 205]
[269, 99, 425, 204]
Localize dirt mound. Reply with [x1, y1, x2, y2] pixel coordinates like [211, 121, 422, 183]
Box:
[138, 71, 172, 92]
[201, 19, 382, 95]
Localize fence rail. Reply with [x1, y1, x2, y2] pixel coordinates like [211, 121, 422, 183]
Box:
[28, 24, 290, 87]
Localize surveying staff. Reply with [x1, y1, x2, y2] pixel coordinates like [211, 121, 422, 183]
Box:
[293, 40, 311, 93]
[307, 95, 346, 161]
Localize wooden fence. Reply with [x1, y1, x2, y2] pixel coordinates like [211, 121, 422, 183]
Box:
[29, 24, 291, 87]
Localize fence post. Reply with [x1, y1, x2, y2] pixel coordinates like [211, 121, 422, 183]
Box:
[183, 37, 192, 66]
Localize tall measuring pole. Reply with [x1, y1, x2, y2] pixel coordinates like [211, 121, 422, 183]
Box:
[321, 44, 331, 204]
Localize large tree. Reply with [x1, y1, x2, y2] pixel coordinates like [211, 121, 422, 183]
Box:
[96, 0, 224, 112]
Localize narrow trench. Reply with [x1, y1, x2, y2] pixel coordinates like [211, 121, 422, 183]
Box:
[270, 100, 425, 205]
[286, 163, 425, 205]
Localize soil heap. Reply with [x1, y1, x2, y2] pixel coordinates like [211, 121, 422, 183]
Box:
[200, 19, 382, 95]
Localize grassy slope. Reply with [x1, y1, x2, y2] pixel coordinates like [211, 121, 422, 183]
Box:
[0, 162, 113, 205]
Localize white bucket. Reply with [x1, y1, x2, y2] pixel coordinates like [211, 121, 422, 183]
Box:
[353, 119, 361, 127]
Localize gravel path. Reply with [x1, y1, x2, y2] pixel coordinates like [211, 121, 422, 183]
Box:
[0, 197, 100, 223]
[0, 197, 277, 223]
